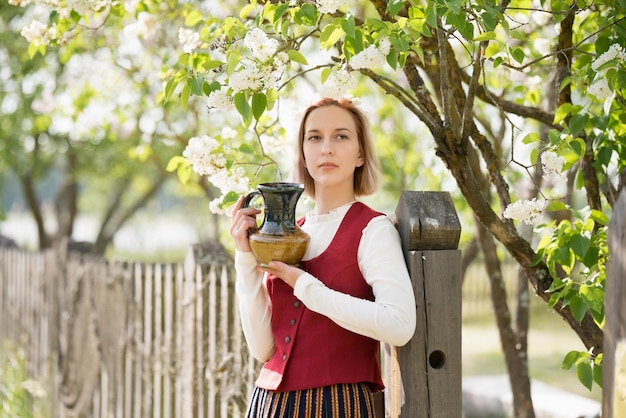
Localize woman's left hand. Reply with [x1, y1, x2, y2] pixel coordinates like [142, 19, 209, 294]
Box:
[259, 261, 304, 288]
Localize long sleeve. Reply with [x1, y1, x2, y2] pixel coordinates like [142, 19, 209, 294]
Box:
[294, 215, 416, 346]
[234, 251, 275, 362]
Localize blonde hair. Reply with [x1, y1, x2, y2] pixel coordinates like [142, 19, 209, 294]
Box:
[292, 97, 382, 200]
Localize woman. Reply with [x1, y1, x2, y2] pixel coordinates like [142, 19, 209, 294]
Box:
[230, 97, 416, 417]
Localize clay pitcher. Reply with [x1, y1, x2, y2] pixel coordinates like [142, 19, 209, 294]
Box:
[242, 182, 310, 266]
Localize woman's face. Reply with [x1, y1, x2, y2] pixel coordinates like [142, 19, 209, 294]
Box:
[302, 105, 364, 194]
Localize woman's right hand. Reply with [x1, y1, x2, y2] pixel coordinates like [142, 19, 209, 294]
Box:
[229, 194, 261, 253]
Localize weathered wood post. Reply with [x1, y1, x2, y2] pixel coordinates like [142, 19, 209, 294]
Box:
[384, 191, 462, 417]
[604, 188, 626, 417]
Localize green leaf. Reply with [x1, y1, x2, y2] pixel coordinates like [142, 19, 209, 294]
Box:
[227, 51, 242, 76]
[511, 47, 525, 64]
[239, 143, 255, 154]
[570, 234, 590, 259]
[164, 77, 179, 102]
[568, 114, 588, 136]
[320, 23, 344, 50]
[590, 210, 609, 226]
[287, 49, 308, 65]
[568, 138, 586, 157]
[294, 3, 318, 26]
[577, 362, 593, 391]
[251, 92, 267, 121]
[480, 11, 498, 31]
[474, 31, 496, 42]
[569, 296, 587, 324]
[200, 60, 225, 71]
[562, 350, 580, 370]
[184, 10, 204, 26]
[187, 76, 203, 96]
[240, 4, 256, 19]
[425, 3, 437, 27]
[530, 148, 540, 165]
[166, 156, 189, 172]
[387, 0, 405, 16]
[234, 92, 252, 127]
[272, 4, 289, 23]
[177, 164, 193, 184]
[522, 132, 541, 144]
[340, 15, 356, 38]
[593, 363, 603, 388]
[544, 201, 569, 212]
[554, 104, 574, 125]
[222, 191, 240, 208]
[181, 84, 190, 111]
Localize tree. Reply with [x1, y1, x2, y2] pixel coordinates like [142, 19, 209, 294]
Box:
[13, 0, 625, 416]
[1, 1, 223, 254]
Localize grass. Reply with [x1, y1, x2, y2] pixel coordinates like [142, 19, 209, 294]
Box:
[0, 343, 50, 418]
[462, 301, 602, 403]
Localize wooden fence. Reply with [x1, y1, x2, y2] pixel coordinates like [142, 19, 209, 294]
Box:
[0, 242, 258, 418]
[0, 191, 463, 417]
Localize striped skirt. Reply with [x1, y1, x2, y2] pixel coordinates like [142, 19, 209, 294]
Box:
[246, 382, 376, 418]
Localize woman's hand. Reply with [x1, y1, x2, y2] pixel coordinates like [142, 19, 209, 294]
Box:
[229, 195, 261, 253]
[260, 261, 305, 288]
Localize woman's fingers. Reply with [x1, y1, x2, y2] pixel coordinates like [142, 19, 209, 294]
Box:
[230, 194, 261, 252]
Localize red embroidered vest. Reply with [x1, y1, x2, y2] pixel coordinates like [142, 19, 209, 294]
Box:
[255, 202, 385, 392]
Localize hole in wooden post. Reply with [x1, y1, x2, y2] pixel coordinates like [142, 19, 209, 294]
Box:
[429, 350, 446, 369]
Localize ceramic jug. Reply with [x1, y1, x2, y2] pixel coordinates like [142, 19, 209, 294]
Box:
[242, 182, 310, 266]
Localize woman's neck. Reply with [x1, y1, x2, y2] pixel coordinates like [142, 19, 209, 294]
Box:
[313, 192, 357, 215]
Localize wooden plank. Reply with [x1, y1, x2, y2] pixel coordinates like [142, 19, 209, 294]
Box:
[133, 263, 144, 418]
[154, 263, 163, 418]
[143, 263, 154, 418]
[181, 249, 197, 418]
[421, 249, 462, 416]
[195, 263, 205, 418]
[604, 189, 626, 417]
[163, 263, 174, 418]
[207, 265, 217, 417]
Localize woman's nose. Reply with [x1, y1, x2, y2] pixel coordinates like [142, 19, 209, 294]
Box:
[321, 138, 334, 154]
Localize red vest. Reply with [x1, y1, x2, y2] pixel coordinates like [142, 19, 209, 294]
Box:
[255, 202, 385, 392]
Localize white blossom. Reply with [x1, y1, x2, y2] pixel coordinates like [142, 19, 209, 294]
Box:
[21, 380, 46, 398]
[209, 198, 226, 215]
[316, 0, 341, 14]
[228, 67, 264, 92]
[179, 28, 201, 54]
[244, 28, 279, 62]
[350, 39, 390, 70]
[210, 166, 250, 195]
[206, 90, 235, 111]
[182, 135, 221, 176]
[319, 69, 357, 99]
[21, 21, 56, 47]
[591, 43, 626, 72]
[124, 12, 158, 39]
[503, 198, 546, 226]
[220, 126, 237, 139]
[540, 150, 566, 180]
[588, 78, 612, 101]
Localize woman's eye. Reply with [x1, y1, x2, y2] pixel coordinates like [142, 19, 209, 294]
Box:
[307, 135, 321, 141]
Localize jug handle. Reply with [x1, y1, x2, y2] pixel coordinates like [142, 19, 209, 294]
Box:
[241, 190, 263, 210]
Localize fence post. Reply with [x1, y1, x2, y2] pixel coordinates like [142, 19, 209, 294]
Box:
[384, 191, 462, 417]
[604, 189, 626, 418]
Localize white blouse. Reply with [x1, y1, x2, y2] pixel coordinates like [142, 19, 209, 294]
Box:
[234, 202, 417, 363]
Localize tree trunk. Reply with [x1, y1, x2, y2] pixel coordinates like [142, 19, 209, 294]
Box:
[477, 221, 535, 418]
